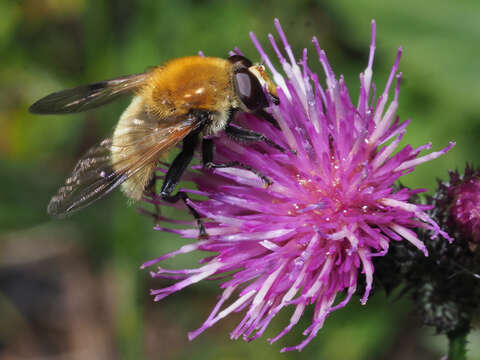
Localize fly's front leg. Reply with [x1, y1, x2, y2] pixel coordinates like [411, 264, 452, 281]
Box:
[225, 124, 289, 153]
[254, 109, 281, 129]
[202, 138, 272, 186]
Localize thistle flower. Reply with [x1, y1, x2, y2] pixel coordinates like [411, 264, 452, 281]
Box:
[142, 19, 454, 351]
[403, 165, 480, 335]
[437, 165, 480, 246]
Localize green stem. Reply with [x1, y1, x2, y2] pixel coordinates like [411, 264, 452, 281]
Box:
[447, 329, 468, 360]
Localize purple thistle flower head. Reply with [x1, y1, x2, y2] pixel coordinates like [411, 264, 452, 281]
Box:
[142, 19, 454, 352]
[437, 165, 480, 247]
[451, 177, 480, 245]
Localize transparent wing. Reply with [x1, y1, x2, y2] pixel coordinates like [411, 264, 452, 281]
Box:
[48, 113, 201, 217]
[29, 72, 150, 114]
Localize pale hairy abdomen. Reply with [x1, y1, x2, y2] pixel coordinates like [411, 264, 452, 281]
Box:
[111, 96, 157, 200]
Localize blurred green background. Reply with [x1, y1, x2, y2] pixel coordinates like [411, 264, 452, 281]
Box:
[1, 0, 480, 359]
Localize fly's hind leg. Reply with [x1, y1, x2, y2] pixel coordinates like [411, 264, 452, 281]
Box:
[160, 120, 207, 238]
[161, 192, 207, 238]
[144, 174, 162, 225]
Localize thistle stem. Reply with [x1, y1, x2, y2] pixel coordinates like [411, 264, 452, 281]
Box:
[447, 328, 468, 360]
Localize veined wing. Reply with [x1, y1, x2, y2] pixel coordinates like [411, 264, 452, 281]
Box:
[29, 72, 150, 114]
[47, 112, 202, 217]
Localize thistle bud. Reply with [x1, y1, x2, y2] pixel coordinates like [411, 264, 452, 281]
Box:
[438, 165, 480, 249]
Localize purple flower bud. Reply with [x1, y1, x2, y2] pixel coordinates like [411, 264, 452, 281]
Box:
[383, 165, 480, 338]
[439, 165, 480, 248]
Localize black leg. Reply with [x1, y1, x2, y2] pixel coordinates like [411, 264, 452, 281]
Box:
[228, 106, 279, 130]
[254, 109, 281, 129]
[161, 132, 198, 196]
[225, 124, 288, 153]
[145, 175, 161, 224]
[202, 137, 272, 186]
[160, 131, 207, 238]
[206, 161, 273, 186]
[227, 107, 239, 125]
[202, 137, 215, 167]
[160, 108, 211, 196]
[162, 191, 207, 238]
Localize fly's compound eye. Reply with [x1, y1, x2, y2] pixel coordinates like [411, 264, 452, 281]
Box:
[228, 55, 253, 69]
[233, 68, 269, 111]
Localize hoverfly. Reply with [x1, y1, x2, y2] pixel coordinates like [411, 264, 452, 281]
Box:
[30, 55, 283, 235]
